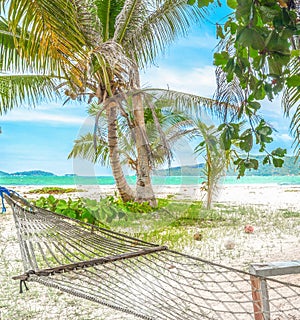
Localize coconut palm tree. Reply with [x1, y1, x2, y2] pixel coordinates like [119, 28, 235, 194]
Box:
[1, 0, 231, 204]
[69, 96, 197, 180]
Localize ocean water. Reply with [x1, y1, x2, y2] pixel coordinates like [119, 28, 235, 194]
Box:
[0, 175, 299, 186]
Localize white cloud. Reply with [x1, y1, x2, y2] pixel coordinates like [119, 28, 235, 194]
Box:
[141, 65, 217, 97]
[175, 33, 218, 50]
[2, 109, 86, 125]
[260, 95, 283, 117]
[276, 133, 293, 142]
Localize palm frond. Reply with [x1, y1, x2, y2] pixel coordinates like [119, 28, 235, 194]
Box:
[73, 0, 102, 46]
[0, 17, 28, 72]
[6, 0, 88, 71]
[214, 67, 246, 121]
[68, 132, 110, 166]
[0, 74, 58, 115]
[142, 88, 240, 118]
[94, 0, 125, 41]
[114, 0, 209, 68]
[282, 56, 300, 158]
[113, 0, 145, 44]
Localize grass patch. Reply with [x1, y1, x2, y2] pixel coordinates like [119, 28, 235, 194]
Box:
[28, 187, 85, 194]
[282, 210, 300, 218]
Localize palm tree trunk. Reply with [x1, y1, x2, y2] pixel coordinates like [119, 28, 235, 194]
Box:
[206, 150, 213, 210]
[133, 95, 157, 206]
[107, 102, 135, 202]
[131, 72, 157, 206]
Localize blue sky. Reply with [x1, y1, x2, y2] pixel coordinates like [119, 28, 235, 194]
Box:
[0, 4, 295, 175]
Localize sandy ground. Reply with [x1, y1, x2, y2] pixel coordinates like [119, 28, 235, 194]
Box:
[0, 184, 299, 319]
[9, 183, 300, 210]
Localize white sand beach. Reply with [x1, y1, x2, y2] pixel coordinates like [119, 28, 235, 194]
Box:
[10, 183, 300, 210]
[0, 183, 299, 319]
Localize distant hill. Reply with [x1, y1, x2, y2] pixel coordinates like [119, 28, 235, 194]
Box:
[155, 156, 299, 176]
[0, 170, 55, 176]
[154, 163, 205, 176]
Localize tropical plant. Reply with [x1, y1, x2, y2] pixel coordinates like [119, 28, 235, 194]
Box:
[1, 0, 227, 206]
[210, 0, 300, 159]
[194, 121, 230, 209]
[69, 96, 197, 176]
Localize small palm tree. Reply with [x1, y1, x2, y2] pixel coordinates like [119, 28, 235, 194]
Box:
[194, 121, 231, 209]
[69, 96, 197, 180]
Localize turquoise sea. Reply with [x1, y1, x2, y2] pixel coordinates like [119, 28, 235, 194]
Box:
[0, 175, 300, 186]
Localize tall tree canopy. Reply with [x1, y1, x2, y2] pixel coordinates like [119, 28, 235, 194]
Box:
[211, 0, 300, 167]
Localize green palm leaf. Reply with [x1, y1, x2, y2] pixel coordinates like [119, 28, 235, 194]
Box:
[95, 0, 125, 41]
[114, 0, 208, 68]
[68, 132, 110, 166]
[143, 88, 239, 117]
[282, 56, 300, 158]
[5, 0, 89, 72]
[0, 74, 58, 114]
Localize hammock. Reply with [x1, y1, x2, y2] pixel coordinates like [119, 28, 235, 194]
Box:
[3, 190, 300, 320]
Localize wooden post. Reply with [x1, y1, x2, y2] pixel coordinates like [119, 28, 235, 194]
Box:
[249, 260, 300, 320]
[250, 275, 270, 320]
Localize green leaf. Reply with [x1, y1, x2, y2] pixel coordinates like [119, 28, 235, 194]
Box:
[244, 158, 259, 170]
[216, 24, 225, 39]
[236, 27, 265, 51]
[62, 208, 77, 219]
[214, 52, 229, 67]
[286, 75, 300, 88]
[263, 156, 271, 165]
[272, 157, 284, 167]
[239, 129, 253, 152]
[227, 0, 237, 9]
[197, 0, 214, 8]
[220, 124, 239, 150]
[248, 101, 261, 110]
[271, 147, 287, 157]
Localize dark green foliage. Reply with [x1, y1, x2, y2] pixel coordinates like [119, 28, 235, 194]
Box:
[211, 0, 300, 159]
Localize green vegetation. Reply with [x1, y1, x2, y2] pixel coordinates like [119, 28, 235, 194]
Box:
[1, 1, 298, 206]
[33, 195, 170, 227]
[27, 187, 84, 194]
[33, 196, 101, 226]
[211, 0, 300, 159]
[280, 210, 300, 218]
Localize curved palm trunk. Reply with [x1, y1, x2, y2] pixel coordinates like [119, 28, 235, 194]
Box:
[107, 103, 135, 202]
[206, 150, 213, 210]
[132, 91, 157, 207]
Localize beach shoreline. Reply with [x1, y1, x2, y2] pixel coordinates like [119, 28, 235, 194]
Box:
[4, 183, 300, 211]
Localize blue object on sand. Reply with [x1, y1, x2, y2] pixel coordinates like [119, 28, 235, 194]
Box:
[0, 186, 11, 213]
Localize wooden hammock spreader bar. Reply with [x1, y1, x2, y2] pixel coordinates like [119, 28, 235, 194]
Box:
[13, 245, 168, 281]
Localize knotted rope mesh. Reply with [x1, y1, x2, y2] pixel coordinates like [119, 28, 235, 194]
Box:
[5, 193, 300, 320]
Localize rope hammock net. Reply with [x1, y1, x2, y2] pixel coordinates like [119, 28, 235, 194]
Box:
[3, 191, 300, 320]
